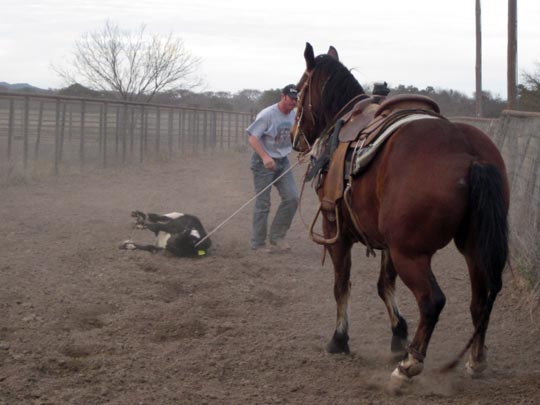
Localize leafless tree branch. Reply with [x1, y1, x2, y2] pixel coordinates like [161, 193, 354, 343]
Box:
[54, 20, 202, 101]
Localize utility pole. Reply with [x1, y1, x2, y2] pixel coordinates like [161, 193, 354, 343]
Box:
[475, 0, 483, 116]
[507, 0, 518, 109]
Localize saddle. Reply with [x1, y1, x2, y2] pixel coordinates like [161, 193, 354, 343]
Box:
[319, 94, 442, 214]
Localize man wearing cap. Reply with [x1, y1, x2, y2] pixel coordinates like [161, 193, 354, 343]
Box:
[246, 84, 299, 252]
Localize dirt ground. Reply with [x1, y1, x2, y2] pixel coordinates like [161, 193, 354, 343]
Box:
[1, 151, 539, 404]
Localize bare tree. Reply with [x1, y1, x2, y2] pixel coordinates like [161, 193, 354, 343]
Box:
[55, 21, 202, 102]
[475, 0, 483, 117]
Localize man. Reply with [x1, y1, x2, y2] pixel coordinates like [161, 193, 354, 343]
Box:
[246, 84, 299, 252]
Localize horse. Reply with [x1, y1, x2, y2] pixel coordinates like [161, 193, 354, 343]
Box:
[119, 210, 211, 257]
[291, 43, 509, 385]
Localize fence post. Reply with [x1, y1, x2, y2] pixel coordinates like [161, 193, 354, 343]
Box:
[54, 99, 61, 175]
[219, 112, 224, 150]
[80, 100, 86, 171]
[156, 107, 161, 157]
[59, 101, 66, 168]
[189, 110, 196, 153]
[195, 111, 200, 153]
[179, 110, 184, 153]
[235, 114, 240, 147]
[168, 109, 173, 158]
[23, 96, 29, 175]
[7, 99, 15, 162]
[203, 111, 208, 151]
[140, 105, 145, 163]
[129, 108, 135, 156]
[227, 113, 232, 150]
[211, 111, 217, 151]
[102, 102, 108, 168]
[68, 105, 73, 140]
[122, 104, 127, 164]
[115, 105, 121, 158]
[35, 101, 44, 159]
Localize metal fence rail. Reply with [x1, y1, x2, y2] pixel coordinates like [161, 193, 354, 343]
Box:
[0, 91, 253, 180]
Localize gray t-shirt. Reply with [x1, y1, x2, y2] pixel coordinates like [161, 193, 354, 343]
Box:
[246, 103, 294, 158]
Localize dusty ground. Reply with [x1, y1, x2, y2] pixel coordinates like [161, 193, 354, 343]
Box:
[1, 151, 539, 404]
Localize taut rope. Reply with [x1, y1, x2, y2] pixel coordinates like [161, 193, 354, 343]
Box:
[194, 157, 307, 247]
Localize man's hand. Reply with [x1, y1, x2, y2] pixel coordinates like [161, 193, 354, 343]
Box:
[263, 156, 276, 171]
[248, 134, 276, 171]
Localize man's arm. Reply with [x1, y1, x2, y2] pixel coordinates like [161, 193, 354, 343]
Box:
[248, 135, 276, 171]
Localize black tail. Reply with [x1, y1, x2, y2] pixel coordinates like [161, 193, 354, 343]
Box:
[469, 162, 508, 297]
[441, 162, 508, 372]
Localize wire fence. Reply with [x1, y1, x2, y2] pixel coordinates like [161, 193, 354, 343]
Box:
[0, 91, 253, 181]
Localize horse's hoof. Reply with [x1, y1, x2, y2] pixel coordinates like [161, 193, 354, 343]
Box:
[326, 331, 349, 354]
[395, 355, 424, 378]
[326, 339, 350, 354]
[391, 336, 408, 355]
[387, 367, 412, 394]
[465, 358, 487, 377]
[466, 348, 488, 377]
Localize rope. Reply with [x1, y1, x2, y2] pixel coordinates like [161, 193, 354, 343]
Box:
[194, 157, 307, 247]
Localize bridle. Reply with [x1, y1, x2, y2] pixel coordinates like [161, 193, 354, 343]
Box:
[291, 70, 316, 153]
[291, 68, 362, 154]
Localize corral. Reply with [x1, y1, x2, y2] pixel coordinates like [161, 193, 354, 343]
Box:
[0, 151, 539, 404]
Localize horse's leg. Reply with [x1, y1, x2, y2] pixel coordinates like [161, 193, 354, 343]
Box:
[463, 255, 491, 376]
[389, 249, 446, 382]
[377, 250, 408, 355]
[325, 234, 353, 354]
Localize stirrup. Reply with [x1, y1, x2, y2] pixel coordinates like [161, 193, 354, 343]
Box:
[309, 203, 340, 245]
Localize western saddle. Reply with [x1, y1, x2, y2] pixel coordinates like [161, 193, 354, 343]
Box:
[308, 93, 444, 248]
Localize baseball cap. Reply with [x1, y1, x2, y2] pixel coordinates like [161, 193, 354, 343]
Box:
[282, 84, 298, 99]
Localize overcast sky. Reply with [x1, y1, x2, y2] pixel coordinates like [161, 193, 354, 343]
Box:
[2, 0, 539, 98]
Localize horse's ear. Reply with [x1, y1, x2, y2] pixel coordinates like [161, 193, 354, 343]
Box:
[304, 42, 316, 71]
[328, 46, 339, 61]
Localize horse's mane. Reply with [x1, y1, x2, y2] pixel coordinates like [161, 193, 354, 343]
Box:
[315, 55, 365, 114]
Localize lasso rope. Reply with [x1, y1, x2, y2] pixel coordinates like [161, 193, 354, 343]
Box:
[194, 156, 307, 247]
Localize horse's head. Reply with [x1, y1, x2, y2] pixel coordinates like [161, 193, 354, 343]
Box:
[291, 43, 365, 153]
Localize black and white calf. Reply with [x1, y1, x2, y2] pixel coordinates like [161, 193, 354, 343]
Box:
[119, 211, 211, 257]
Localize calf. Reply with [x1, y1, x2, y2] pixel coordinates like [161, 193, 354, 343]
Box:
[119, 210, 211, 257]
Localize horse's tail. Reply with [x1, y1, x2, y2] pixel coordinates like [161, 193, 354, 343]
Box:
[440, 162, 508, 372]
[469, 162, 509, 294]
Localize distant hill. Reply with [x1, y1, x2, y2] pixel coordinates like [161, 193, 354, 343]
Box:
[0, 81, 47, 92]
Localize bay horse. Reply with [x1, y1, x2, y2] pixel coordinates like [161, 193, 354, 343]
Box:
[291, 43, 509, 385]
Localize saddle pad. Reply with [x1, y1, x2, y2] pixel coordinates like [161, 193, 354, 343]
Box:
[352, 113, 440, 176]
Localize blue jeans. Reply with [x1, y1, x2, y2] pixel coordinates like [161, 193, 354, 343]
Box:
[250, 153, 299, 248]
